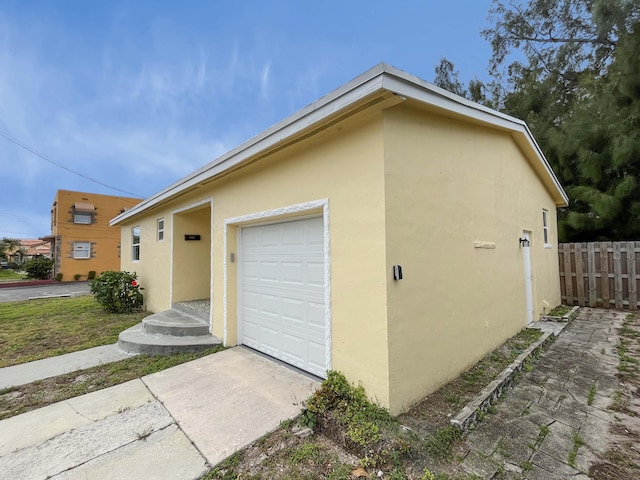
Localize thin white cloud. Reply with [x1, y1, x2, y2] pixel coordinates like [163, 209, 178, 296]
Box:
[260, 62, 271, 100]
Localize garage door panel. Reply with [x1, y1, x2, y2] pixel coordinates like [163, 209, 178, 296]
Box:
[306, 222, 324, 245]
[282, 261, 304, 285]
[282, 297, 305, 324]
[308, 341, 325, 370]
[282, 333, 304, 362]
[307, 302, 325, 328]
[307, 262, 324, 287]
[240, 217, 327, 377]
[282, 224, 305, 246]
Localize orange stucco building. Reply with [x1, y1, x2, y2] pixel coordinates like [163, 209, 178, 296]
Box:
[46, 190, 141, 281]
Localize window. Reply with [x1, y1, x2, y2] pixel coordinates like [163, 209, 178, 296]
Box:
[542, 209, 551, 247]
[74, 212, 92, 224]
[73, 241, 91, 259]
[157, 218, 164, 241]
[73, 201, 95, 224]
[132, 226, 141, 261]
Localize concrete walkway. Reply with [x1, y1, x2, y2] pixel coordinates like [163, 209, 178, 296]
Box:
[0, 344, 136, 389]
[460, 308, 624, 479]
[0, 348, 319, 479]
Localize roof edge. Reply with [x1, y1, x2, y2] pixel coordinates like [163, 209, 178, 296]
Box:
[112, 63, 568, 225]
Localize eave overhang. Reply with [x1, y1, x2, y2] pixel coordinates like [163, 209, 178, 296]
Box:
[111, 63, 568, 227]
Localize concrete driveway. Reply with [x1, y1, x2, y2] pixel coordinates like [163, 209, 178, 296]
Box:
[0, 348, 319, 479]
[0, 282, 91, 303]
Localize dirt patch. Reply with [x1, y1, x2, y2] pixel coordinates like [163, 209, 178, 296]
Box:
[589, 461, 634, 480]
[400, 329, 542, 433]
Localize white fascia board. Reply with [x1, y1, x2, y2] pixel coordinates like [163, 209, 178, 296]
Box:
[381, 69, 569, 206]
[111, 63, 568, 226]
[111, 68, 387, 226]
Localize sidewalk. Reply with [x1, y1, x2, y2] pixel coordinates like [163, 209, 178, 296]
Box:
[0, 348, 319, 479]
[0, 344, 136, 389]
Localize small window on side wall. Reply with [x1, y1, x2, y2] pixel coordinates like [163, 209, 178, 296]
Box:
[157, 218, 164, 242]
[73, 241, 91, 259]
[74, 211, 92, 224]
[132, 226, 141, 261]
[542, 209, 551, 247]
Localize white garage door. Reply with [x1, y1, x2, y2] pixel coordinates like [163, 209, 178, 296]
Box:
[239, 217, 327, 378]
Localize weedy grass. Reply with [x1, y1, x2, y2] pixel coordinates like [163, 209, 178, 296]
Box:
[548, 305, 571, 317]
[0, 346, 225, 420]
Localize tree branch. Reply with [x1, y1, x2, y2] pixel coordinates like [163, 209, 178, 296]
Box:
[514, 35, 616, 46]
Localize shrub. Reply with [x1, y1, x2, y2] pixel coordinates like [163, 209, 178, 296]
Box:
[24, 257, 54, 279]
[305, 371, 391, 448]
[87, 270, 97, 280]
[90, 270, 144, 313]
[55, 273, 63, 282]
[73, 274, 83, 281]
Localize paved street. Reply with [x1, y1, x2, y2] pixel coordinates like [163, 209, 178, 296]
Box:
[461, 308, 628, 479]
[0, 282, 90, 303]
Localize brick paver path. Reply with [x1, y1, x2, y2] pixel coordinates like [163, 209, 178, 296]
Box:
[461, 308, 625, 479]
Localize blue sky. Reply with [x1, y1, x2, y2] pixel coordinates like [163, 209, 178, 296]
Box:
[0, 0, 494, 239]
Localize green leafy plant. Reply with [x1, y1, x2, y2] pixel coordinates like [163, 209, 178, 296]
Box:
[89, 270, 144, 313]
[568, 434, 585, 467]
[420, 468, 436, 480]
[24, 257, 54, 279]
[55, 273, 63, 282]
[423, 425, 462, 461]
[304, 371, 390, 448]
[87, 270, 97, 280]
[587, 383, 597, 405]
[73, 274, 83, 281]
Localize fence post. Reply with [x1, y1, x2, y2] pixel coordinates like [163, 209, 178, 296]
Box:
[614, 242, 624, 310]
[563, 243, 574, 305]
[587, 243, 597, 307]
[628, 241, 637, 311]
[601, 242, 610, 307]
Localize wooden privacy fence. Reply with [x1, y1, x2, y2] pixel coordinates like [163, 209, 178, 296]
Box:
[559, 241, 640, 310]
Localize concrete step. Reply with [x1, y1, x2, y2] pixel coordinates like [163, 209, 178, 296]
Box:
[172, 300, 210, 323]
[143, 310, 210, 337]
[118, 324, 222, 355]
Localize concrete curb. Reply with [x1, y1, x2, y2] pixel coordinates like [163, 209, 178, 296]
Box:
[450, 315, 575, 433]
[539, 304, 580, 322]
[0, 279, 54, 289]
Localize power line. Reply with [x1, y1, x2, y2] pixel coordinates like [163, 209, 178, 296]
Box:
[0, 231, 42, 236]
[0, 130, 144, 198]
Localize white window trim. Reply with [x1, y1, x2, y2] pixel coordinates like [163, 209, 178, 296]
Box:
[73, 241, 91, 259]
[74, 212, 92, 224]
[157, 218, 165, 242]
[132, 226, 141, 262]
[543, 209, 552, 248]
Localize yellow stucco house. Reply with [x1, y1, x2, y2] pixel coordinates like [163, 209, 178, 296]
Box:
[47, 190, 141, 281]
[112, 64, 568, 414]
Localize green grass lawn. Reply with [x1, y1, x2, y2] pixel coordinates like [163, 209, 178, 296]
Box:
[0, 296, 150, 367]
[0, 270, 25, 282]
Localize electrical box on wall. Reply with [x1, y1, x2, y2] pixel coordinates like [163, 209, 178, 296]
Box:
[184, 234, 201, 241]
[393, 265, 403, 280]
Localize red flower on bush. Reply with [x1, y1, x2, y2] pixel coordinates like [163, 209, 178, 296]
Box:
[131, 280, 139, 287]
